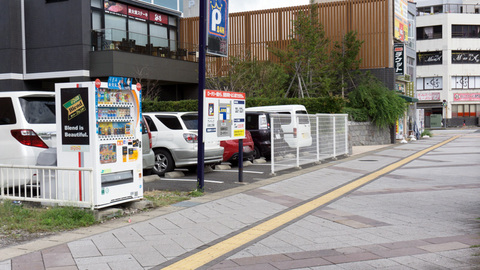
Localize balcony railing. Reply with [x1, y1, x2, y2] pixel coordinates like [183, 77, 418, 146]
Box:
[417, 4, 480, 16]
[91, 29, 198, 62]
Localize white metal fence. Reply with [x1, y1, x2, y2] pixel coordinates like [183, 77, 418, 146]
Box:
[0, 165, 94, 209]
[270, 114, 348, 174]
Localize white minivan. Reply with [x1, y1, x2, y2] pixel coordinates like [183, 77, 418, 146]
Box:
[245, 105, 312, 148]
[0, 91, 57, 187]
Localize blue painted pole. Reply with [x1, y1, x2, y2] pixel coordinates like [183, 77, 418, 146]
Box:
[197, 0, 207, 192]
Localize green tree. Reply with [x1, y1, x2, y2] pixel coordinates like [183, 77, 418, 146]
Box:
[271, 4, 331, 98]
[330, 31, 364, 98]
[206, 54, 288, 98]
[348, 76, 406, 128]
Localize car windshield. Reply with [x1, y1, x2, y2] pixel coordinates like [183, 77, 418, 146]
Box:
[181, 114, 198, 129]
[19, 97, 56, 124]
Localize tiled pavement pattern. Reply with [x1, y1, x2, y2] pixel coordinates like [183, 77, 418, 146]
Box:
[1, 129, 479, 270]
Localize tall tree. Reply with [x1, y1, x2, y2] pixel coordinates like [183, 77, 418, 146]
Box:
[206, 53, 288, 98]
[271, 4, 331, 98]
[330, 31, 364, 98]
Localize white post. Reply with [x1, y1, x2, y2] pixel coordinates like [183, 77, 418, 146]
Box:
[316, 115, 320, 161]
[89, 170, 95, 210]
[296, 116, 300, 168]
[332, 115, 336, 158]
[344, 115, 348, 155]
[270, 116, 275, 175]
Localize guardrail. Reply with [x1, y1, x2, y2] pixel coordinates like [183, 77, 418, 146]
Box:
[270, 114, 349, 174]
[0, 165, 94, 209]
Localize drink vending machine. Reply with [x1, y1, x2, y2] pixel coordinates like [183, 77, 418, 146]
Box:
[55, 78, 143, 209]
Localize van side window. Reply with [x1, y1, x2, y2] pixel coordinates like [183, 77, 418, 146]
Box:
[296, 110, 309, 124]
[0, 98, 16, 125]
[277, 112, 291, 125]
[156, 115, 182, 130]
[246, 114, 258, 129]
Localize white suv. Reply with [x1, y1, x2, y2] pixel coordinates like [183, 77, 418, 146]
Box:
[0, 91, 57, 187]
[143, 112, 224, 176]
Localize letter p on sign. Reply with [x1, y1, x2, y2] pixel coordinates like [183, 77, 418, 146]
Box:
[211, 9, 221, 32]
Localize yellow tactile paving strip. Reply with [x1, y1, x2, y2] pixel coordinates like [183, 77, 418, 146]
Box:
[161, 135, 461, 270]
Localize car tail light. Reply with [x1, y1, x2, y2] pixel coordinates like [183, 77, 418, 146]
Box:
[293, 127, 297, 138]
[183, 133, 198, 143]
[11, 129, 49, 149]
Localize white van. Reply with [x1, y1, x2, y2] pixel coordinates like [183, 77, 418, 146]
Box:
[245, 105, 312, 148]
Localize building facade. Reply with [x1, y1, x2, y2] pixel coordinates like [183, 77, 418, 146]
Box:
[416, 0, 480, 127]
[1, 0, 198, 100]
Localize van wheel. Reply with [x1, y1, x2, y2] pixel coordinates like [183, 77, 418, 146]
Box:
[253, 146, 262, 160]
[153, 149, 174, 176]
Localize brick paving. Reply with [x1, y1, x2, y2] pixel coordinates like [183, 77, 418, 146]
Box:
[0, 129, 479, 270]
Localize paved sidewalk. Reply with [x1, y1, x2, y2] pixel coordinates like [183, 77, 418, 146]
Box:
[1, 129, 479, 270]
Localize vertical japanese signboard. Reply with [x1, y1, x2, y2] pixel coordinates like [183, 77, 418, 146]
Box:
[394, 0, 408, 42]
[207, 0, 228, 57]
[204, 90, 245, 142]
[394, 43, 405, 75]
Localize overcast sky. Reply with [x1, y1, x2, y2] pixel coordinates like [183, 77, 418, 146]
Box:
[229, 0, 310, 13]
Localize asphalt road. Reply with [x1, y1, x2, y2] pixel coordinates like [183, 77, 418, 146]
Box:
[143, 157, 332, 193]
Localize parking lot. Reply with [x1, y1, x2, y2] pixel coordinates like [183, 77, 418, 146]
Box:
[143, 156, 340, 194]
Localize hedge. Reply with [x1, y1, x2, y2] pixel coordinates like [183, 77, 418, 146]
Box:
[142, 96, 345, 114]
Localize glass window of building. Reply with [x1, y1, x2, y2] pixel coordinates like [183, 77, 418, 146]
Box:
[432, 5, 443, 13]
[451, 76, 480, 89]
[129, 19, 148, 46]
[452, 25, 480, 38]
[417, 77, 442, 90]
[417, 51, 442, 65]
[452, 51, 480, 64]
[169, 16, 177, 27]
[417, 25, 442, 40]
[154, 0, 178, 10]
[169, 28, 177, 51]
[417, 6, 431, 15]
[92, 10, 102, 30]
[105, 14, 127, 41]
[91, 0, 102, 8]
[149, 24, 168, 47]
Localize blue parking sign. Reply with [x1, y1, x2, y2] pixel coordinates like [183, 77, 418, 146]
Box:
[208, 0, 228, 57]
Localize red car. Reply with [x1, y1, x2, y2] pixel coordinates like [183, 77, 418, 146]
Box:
[220, 130, 255, 164]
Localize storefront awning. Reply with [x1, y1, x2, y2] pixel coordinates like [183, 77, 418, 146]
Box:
[398, 94, 418, 103]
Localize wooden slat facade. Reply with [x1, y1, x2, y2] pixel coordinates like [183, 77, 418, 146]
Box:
[180, 0, 391, 77]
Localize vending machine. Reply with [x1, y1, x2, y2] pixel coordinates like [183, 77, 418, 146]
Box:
[55, 78, 143, 209]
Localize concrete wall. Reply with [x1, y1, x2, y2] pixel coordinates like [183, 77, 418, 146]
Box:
[348, 121, 391, 147]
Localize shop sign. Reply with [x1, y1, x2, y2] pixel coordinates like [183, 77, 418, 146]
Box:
[394, 44, 404, 75]
[452, 51, 480, 64]
[453, 93, 480, 101]
[149, 11, 168, 25]
[417, 92, 440, 101]
[395, 83, 405, 93]
[394, 0, 408, 42]
[417, 51, 442, 65]
[207, 0, 229, 57]
[128, 6, 148, 21]
[104, 1, 127, 16]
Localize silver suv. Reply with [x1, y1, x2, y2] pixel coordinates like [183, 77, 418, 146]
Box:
[143, 112, 224, 176]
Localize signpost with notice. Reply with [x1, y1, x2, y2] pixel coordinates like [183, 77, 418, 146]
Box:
[204, 89, 245, 142]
